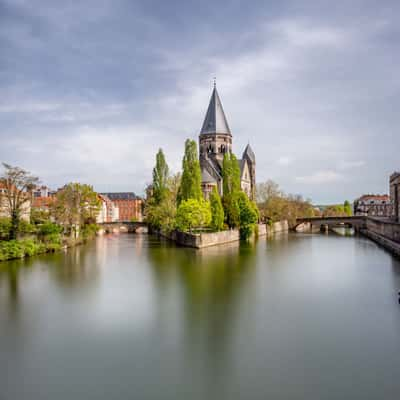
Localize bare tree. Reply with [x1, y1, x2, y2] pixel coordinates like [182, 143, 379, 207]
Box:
[0, 163, 39, 239]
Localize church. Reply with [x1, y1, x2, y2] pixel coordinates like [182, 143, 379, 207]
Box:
[199, 84, 256, 200]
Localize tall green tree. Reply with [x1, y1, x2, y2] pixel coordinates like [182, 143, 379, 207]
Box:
[0, 163, 39, 240]
[209, 186, 224, 231]
[152, 149, 169, 204]
[222, 153, 241, 196]
[145, 173, 180, 233]
[344, 200, 352, 216]
[177, 139, 202, 204]
[221, 153, 242, 228]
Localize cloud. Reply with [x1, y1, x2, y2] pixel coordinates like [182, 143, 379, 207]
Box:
[1, 0, 399, 203]
[295, 170, 344, 185]
[277, 156, 292, 166]
[337, 160, 365, 170]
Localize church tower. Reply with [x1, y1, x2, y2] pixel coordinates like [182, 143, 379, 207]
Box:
[199, 83, 256, 200]
[199, 83, 232, 164]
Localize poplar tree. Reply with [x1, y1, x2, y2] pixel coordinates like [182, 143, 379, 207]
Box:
[221, 153, 241, 228]
[177, 139, 202, 204]
[209, 186, 224, 231]
[222, 153, 241, 196]
[152, 149, 169, 204]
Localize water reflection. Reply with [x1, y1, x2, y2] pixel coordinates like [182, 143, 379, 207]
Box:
[147, 237, 257, 394]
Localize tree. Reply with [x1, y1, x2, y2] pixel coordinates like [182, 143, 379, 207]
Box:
[221, 153, 242, 228]
[145, 173, 180, 233]
[344, 200, 352, 216]
[209, 186, 224, 231]
[177, 139, 202, 204]
[237, 192, 259, 239]
[222, 153, 241, 196]
[256, 180, 315, 226]
[52, 183, 100, 239]
[175, 199, 211, 232]
[0, 163, 39, 239]
[152, 149, 169, 204]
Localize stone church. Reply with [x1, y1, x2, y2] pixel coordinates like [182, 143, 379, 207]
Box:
[199, 84, 256, 200]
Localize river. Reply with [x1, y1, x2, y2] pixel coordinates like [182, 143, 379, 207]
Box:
[1, 233, 400, 399]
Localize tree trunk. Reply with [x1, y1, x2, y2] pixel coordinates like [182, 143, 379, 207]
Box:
[9, 210, 19, 240]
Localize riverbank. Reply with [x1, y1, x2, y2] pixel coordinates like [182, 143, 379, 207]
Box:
[0, 223, 99, 262]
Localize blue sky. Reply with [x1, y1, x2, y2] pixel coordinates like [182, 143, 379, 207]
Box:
[1, 0, 399, 203]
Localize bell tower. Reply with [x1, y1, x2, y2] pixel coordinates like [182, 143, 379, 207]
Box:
[199, 82, 232, 166]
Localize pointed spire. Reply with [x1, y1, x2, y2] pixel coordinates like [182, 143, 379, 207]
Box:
[200, 84, 231, 135]
[243, 143, 255, 163]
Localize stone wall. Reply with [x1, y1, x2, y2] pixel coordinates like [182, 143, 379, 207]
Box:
[266, 220, 289, 236]
[168, 229, 240, 249]
[365, 218, 400, 243]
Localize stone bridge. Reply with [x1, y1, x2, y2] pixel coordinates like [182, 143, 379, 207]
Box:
[99, 221, 147, 233]
[295, 216, 367, 232]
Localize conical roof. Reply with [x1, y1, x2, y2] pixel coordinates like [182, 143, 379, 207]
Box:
[200, 86, 231, 135]
[243, 144, 255, 163]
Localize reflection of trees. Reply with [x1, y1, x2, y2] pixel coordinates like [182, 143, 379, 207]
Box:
[147, 236, 257, 391]
[0, 256, 37, 312]
[48, 241, 101, 290]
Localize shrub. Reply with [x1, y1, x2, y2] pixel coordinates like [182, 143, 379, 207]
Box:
[0, 218, 11, 240]
[175, 199, 211, 232]
[237, 192, 259, 240]
[38, 222, 62, 236]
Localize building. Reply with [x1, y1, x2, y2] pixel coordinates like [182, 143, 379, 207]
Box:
[100, 192, 142, 222]
[353, 194, 392, 217]
[390, 172, 400, 222]
[97, 194, 119, 223]
[33, 185, 55, 198]
[199, 83, 256, 200]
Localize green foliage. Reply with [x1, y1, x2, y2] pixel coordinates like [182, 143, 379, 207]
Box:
[222, 153, 241, 196]
[177, 139, 202, 204]
[221, 153, 242, 228]
[344, 200, 352, 216]
[18, 219, 37, 235]
[237, 192, 259, 240]
[222, 193, 240, 228]
[145, 173, 180, 233]
[38, 222, 62, 236]
[81, 223, 99, 240]
[0, 218, 11, 240]
[31, 208, 50, 225]
[209, 187, 224, 231]
[0, 239, 47, 261]
[175, 199, 211, 232]
[152, 149, 169, 204]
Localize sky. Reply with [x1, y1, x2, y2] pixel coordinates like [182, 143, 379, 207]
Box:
[1, 0, 399, 203]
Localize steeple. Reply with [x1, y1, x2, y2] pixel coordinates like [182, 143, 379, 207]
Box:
[200, 85, 231, 135]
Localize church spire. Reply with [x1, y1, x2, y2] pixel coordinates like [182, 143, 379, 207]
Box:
[200, 84, 231, 135]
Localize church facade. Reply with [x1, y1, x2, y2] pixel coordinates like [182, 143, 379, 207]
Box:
[199, 85, 256, 200]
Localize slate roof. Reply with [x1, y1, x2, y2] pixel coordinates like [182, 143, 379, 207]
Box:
[242, 144, 255, 163]
[100, 192, 141, 200]
[200, 86, 231, 135]
[201, 168, 217, 183]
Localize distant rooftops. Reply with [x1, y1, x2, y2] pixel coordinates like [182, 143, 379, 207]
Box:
[356, 194, 390, 202]
[100, 192, 141, 200]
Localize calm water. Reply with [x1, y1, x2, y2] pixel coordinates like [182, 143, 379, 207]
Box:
[1, 233, 400, 400]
